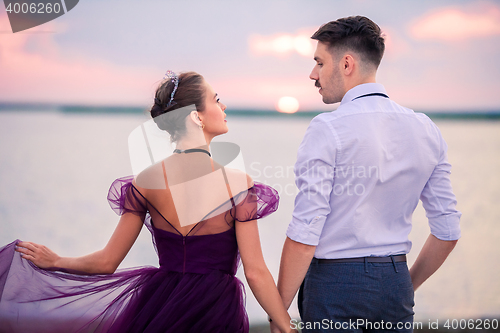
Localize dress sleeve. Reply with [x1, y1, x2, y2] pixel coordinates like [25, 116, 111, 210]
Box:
[107, 176, 148, 217]
[230, 182, 279, 222]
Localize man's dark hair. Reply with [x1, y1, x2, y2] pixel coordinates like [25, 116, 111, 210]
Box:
[311, 16, 385, 69]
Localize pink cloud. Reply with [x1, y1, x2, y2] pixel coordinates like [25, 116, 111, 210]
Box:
[0, 12, 158, 106]
[410, 3, 500, 41]
[248, 28, 317, 58]
[380, 26, 411, 59]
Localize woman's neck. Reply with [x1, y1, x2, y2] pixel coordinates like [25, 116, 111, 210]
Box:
[175, 139, 210, 152]
[175, 128, 213, 151]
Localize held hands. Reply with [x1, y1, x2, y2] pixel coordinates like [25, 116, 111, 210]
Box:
[269, 321, 281, 333]
[15, 241, 60, 270]
[269, 319, 298, 333]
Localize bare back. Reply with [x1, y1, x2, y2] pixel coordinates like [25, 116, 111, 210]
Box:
[134, 152, 252, 237]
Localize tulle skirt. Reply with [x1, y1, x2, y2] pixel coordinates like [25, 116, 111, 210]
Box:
[0, 240, 249, 333]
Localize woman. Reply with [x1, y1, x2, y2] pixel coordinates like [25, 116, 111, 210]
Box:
[0, 71, 296, 333]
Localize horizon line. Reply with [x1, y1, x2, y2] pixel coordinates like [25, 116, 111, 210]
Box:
[1, 101, 500, 120]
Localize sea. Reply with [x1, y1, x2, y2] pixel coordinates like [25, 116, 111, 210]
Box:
[0, 104, 499, 326]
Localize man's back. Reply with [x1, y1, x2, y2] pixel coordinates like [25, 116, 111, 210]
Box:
[296, 83, 461, 258]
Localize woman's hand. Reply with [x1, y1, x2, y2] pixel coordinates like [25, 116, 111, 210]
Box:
[15, 241, 60, 270]
[13, 213, 144, 275]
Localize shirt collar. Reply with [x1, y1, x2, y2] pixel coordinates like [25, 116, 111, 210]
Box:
[340, 83, 388, 106]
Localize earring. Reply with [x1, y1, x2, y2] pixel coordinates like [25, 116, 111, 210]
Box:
[200, 123, 205, 130]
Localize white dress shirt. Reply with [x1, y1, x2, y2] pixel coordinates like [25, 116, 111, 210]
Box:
[286, 83, 461, 259]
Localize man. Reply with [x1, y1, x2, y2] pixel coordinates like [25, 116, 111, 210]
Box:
[270, 16, 461, 332]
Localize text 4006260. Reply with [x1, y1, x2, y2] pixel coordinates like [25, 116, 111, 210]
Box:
[5, 2, 62, 14]
[443, 319, 498, 330]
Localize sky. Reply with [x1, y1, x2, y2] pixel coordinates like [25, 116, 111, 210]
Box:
[1, 0, 499, 112]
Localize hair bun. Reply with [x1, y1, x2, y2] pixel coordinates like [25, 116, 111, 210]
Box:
[150, 71, 205, 142]
[150, 103, 165, 120]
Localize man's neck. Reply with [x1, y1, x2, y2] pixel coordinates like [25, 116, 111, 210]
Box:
[344, 73, 377, 93]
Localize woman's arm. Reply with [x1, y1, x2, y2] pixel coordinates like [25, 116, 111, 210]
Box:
[16, 212, 144, 274]
[236, 220, 296, 333]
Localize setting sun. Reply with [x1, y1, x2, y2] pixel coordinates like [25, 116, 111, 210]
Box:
[277, 96, 300, 113]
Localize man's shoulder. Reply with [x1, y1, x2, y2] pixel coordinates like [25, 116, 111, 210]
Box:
[309, 100, 440, 140]
[309, 108, 351, 127]
[308, 101, 382, 128]
[318, 99, 433, 122]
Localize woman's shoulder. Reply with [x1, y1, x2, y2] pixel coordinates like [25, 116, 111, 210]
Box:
[223, 168, 254, 190]
[134, 161, 168, 191]
[217, 168, 256, 206]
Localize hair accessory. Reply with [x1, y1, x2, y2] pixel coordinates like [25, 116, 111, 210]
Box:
[163, 70, 179, 108]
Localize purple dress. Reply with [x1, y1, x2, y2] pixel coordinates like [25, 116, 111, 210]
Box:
[0, 176, 279, 333]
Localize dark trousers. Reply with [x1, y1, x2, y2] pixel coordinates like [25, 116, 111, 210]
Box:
[298, 258, 415, 332]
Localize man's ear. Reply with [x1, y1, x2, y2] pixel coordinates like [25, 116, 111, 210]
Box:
[343, 54, 355, 75]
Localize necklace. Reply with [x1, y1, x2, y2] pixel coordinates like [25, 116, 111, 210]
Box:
[173, 148, 211, 157]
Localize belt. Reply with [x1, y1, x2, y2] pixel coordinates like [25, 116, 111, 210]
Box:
[314, 254, 406, 264]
